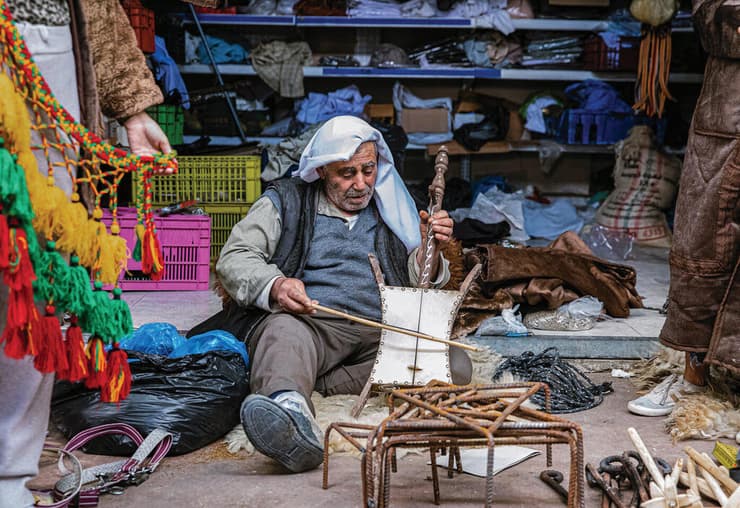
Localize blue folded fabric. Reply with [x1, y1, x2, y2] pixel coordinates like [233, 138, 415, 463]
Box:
[295, 85, 372, 125]
[523, 199, 584, 240]
[197, 34, 249, 64]
[564, 80, 631, 113]
[152, 36, 190, 109]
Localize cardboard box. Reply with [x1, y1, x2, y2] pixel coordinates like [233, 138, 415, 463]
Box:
[548, 0, 608, 6]
[401, 108, 449, 133]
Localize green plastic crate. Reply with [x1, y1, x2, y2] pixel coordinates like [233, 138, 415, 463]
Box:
[201, 203, 251, 262]
[146, 104, 184, 145]
[133, 155, 261, 206]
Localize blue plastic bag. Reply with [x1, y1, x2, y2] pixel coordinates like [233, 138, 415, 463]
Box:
[119, 322, 186, 356]
[170, 330, 249, 369]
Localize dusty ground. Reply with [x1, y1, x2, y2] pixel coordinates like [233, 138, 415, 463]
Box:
[34, 375, 726, 508]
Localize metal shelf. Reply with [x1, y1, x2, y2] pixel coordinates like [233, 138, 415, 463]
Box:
[179, 64, 703, 83]
[180, 14, 695, 32]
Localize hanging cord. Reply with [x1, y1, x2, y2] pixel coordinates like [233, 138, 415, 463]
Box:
[492, 347, 613, 413]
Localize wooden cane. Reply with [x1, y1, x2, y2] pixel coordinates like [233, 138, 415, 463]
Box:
[312, 303, 480, 352]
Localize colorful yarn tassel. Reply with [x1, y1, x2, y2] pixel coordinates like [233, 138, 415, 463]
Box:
[101, 345, 131, 403]
[0, 211, 8, 270]
[84, 336, 108, 389]
[33, 305, 68, 376]
[64, 316, 88, 383]
[141, 227, 164, 281]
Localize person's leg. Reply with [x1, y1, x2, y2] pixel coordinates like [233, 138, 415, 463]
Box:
[684, 352, 708, 386]
[243, 314, 375, 472]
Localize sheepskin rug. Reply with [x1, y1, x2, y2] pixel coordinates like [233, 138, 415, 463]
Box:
[630, 346, 740, 442]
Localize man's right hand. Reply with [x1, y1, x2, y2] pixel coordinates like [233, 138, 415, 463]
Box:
[270, 277, 316, 314]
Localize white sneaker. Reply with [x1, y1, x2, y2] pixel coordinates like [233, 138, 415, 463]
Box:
[627, 374, 705, 417]
[273, 391, 324, 442]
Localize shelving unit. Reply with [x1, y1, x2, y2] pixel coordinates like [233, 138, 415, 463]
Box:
[180, 63, 703, 83]
[176, 11, 700, 186]
[181, 13, 695, 32]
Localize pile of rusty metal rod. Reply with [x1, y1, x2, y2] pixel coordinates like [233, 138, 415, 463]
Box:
[585, 428, 740, 507]
[323, 381, 585, 508]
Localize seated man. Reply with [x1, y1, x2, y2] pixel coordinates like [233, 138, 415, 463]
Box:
[199, 115, 471, 473]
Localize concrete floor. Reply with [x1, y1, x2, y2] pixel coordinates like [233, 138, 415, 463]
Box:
[44, 374, 720, 508]
[45, 245, 727, 507]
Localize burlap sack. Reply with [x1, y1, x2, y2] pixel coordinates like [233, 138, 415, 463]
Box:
[595, 125, 681, 247]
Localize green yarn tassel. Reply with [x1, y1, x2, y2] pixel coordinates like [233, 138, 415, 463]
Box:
[78, 280, 115, 343]
[64, 255, 95, 317]
[31, 241, 72, 306]
[0, 140, 34, 223]
[110, 287, 133, 339]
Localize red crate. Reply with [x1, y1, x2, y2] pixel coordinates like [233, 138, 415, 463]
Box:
[102, 208, 211, 291]
[194, 6, 238, 13]
[583, 34, 639, 71]
[120, 1, 155, 53]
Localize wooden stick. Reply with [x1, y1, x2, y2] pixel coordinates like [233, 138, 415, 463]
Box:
[685, 447, 739, 493]
[628, 427, 665, 491]
[312, 303, 480, 352]
[679, 472, 717, 502]
[699, 465, 728, 506]
[679, 471, 717, 502]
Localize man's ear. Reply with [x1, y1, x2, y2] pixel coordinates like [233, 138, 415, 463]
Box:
[316, 166, 326, 179]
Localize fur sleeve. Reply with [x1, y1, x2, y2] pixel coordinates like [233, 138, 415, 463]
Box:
[82, 0, 163, 120]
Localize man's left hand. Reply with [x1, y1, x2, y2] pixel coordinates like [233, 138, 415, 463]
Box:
[419, 209, 453, 246]
[123, 112, 175, 175]
[416, 209, 453, 276]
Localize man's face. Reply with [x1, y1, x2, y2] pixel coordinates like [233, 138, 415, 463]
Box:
[317, 141, 378, 215]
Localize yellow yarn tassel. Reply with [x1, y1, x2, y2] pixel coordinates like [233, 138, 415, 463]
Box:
[0, 75, 127, 284]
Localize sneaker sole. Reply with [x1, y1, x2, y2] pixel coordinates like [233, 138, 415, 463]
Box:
[627, 400, 674, 417]
[241, 395, 323, 473]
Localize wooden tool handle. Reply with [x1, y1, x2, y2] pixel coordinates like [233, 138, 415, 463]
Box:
[419, 145, 449, 289]
[312, 303, 479, 352]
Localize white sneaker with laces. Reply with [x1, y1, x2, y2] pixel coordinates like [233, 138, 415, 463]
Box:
[273, 391, 324, 442]
[627, 374, 705, 417]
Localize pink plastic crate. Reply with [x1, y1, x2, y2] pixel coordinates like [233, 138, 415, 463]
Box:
[102, 208, 211, 291]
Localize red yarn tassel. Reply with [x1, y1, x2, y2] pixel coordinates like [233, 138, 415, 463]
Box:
[84, 336, 108, 389]
[33, 306, 69, 376]
[0, 213, 8, 270]
[2, 325, 29, 359]
[141, 228, 164, 281]
[64, 316, 88, 383]
[101, 346, 131, 403]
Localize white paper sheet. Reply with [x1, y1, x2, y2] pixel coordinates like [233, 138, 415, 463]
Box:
[429, 446, 541, 478]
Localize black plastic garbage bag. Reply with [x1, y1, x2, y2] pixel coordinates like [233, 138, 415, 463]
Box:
[51, 350, 249, 456]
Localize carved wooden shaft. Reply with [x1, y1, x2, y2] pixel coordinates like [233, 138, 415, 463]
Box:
[419, 145, 448, 289]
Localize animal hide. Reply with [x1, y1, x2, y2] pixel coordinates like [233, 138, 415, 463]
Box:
[630, 346, 740, 442]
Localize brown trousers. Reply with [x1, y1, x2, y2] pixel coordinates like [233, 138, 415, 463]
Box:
[248, 312, 472, 413]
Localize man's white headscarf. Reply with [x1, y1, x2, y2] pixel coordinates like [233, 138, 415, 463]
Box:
[294, 115, 421, 253]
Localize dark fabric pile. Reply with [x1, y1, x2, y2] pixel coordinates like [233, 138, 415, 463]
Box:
[492, 347, 613, 413]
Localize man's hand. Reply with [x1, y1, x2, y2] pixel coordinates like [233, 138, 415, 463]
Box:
[415, 209, 454, 279]
[418, 209, 453, 248]
[123, 112, 175, 175]
[270, 277, 317, 314]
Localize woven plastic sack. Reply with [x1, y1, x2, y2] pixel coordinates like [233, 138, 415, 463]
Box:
[594, 126, 681, 247]
[629, 0, 679, 27]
